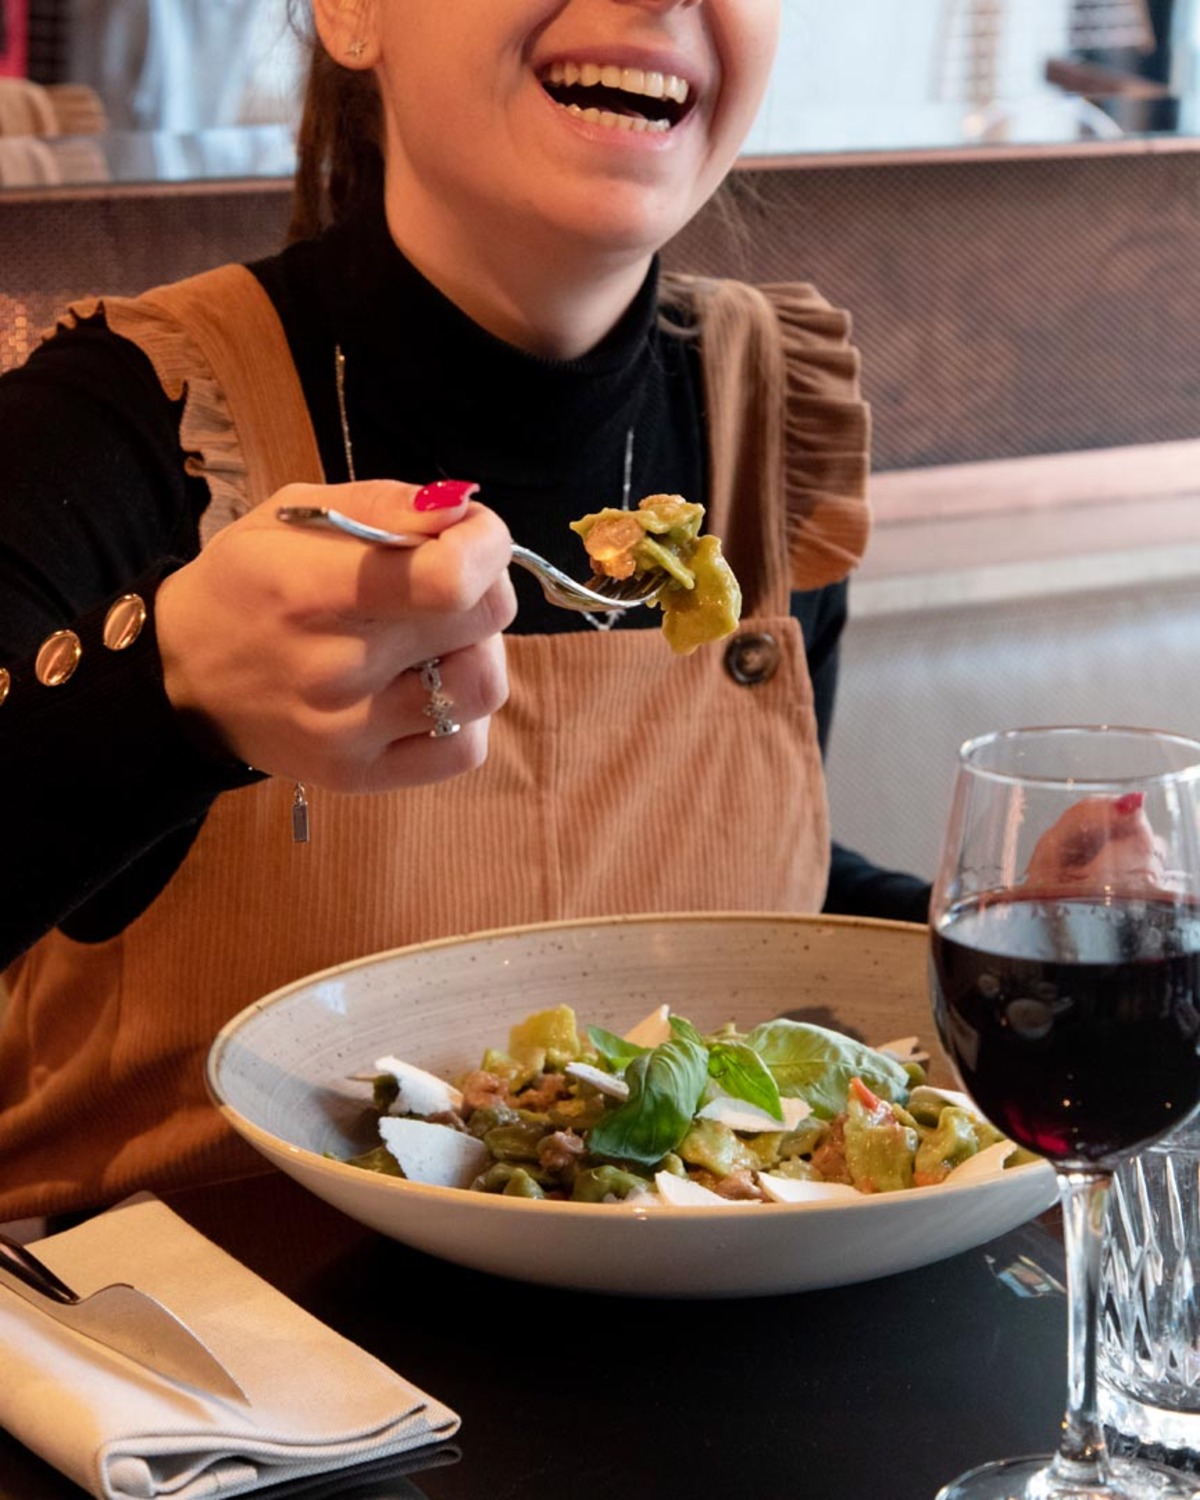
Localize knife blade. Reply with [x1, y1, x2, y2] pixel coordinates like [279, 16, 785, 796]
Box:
[0, 1230, 247, 1403]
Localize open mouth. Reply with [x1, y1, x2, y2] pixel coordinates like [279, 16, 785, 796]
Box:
[540, 61, 693, 135]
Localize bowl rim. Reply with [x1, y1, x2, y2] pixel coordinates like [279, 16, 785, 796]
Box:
[204, 909, 1052, 1221]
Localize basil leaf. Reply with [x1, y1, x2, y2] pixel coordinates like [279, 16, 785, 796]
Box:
[587, 1025, 649, 1070]
[667, 1014, 783, 1121]
[707, 1041, 784, 1121]
[668, 1014, 706, 1047]
[744, 1020, 910, 1120]
[587, 1035, 709, 1167]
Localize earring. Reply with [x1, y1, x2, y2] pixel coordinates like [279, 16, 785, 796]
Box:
[345, 37, 367, 60]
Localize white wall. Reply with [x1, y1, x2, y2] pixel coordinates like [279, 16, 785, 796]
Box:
[744, 0, 1080, 154]
[826, 577, 1200, 884]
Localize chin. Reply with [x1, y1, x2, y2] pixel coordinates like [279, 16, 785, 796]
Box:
[543, 188, 702, 260]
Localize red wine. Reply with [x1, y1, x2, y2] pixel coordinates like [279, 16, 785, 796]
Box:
[931, 897, 1200, 1166]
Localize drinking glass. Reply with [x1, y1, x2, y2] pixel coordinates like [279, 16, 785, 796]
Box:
[929, 725, 1200, 1500]
[1099, 1109, 1200, 1460]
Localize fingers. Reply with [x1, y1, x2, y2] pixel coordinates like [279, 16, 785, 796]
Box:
[370, 715, 493, 791]
[272, 477, 481, 542]
[262, 480, 516, 697]
[361, 508, 514, 621]
[357, 651, 500, 793]
[267, 478, 517, 635]
[312, 637, 510, 794]
[158, 478, 517, 794]
[1024, 793, 1168, 897]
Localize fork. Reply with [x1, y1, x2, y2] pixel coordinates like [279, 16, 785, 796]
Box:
[275, 504, 668, 613]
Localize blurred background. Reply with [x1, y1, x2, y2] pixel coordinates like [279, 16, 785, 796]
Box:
[0, 0, 1196, 169]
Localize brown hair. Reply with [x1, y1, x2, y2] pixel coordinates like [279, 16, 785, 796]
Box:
[286, 5, 384, 244]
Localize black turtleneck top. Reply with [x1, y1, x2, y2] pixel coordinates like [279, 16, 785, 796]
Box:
[253, 208, 705, 631]
[0, 208, 928, 964]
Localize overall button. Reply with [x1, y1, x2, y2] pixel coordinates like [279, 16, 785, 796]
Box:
[724, 631, 780, 686]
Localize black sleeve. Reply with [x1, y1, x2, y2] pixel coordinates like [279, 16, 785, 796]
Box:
[791, 581, 931, 925]
[0, 319, 261, 969]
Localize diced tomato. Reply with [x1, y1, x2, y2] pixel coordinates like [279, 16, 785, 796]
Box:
[848, 1076, 882, 1112]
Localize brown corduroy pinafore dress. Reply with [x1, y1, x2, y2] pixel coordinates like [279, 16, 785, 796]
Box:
[0, 264, 870, 1220]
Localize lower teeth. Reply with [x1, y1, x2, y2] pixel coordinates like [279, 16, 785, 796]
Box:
[563, 104, 670, 134]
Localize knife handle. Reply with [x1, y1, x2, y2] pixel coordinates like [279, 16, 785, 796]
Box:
[0, 1230, 79, 1304]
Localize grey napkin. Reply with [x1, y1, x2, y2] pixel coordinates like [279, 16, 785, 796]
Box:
[0, 1193, 459, 1500]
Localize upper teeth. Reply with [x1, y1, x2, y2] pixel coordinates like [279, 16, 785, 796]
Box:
[544, 60, 690, 106]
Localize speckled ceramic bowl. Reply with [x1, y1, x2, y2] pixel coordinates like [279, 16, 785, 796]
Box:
[206, 913, 1056, 1298]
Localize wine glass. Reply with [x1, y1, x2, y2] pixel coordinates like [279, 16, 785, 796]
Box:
[929, 725, 1200, 1500]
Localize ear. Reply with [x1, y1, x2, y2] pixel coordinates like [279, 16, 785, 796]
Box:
[310, 0, 381, 70]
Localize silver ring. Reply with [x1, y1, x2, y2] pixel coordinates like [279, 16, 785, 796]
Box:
[416, 657, 461, 739]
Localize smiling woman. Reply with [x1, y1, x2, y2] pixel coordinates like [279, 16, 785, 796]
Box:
[333, 0, 781, 353]
[0, 0, 925, 1227]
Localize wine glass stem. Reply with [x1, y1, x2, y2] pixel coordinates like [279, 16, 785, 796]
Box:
[1050, 1168, 1113, 1489]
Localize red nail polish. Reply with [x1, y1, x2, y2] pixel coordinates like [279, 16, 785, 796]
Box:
[1114, 792, 1145, 816]
[414, 480, 479, 511]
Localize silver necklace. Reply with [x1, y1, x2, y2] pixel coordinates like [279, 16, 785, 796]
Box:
[334, 344, 635, 633]
[292, 347, 635, 844]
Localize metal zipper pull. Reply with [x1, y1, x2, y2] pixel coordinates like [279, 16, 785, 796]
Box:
[291, 782, 311, 844]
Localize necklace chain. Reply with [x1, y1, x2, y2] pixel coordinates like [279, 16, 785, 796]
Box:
[332, 344, 633, 632]
[334, 346, 356, 481]
[581, 425, 634, 632]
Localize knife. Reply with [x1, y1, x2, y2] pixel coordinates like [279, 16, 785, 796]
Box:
[0, 1230, 248, 1403]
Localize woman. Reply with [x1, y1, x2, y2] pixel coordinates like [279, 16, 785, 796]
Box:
[0, 0, 925, 1221]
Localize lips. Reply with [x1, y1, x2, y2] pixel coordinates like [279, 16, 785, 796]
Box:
[539, 60, 694, 135]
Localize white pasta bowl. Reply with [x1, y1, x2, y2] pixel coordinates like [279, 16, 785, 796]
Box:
[206, 913, 1057, 1298]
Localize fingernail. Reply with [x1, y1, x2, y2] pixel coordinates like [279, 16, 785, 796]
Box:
[414, 479, 479, 511]
[1114, 792, 1145, 816]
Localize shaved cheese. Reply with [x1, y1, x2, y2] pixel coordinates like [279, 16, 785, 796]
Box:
[912, 1084, 976, 1114]
[697, 1094, 812, 1133]
[565, 1061, 629, 1100]
[939, 1140, 1023, 1187]
[622, 1004, 672, 1048]
[654, 1171, 750, 1207]
[757, 1174, 862, 1204]
[876, 1035, 930, 1064]
[373, 1055, 463, 1116]
[378, 1117, 488, 1188]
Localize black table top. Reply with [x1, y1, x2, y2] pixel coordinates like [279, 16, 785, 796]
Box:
[0, 1171, 1069, 1500]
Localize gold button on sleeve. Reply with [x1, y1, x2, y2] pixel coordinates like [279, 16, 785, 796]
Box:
[102, 593, 147, 651]
[0, 667, 9, 706]
[35, 629, 82, 687]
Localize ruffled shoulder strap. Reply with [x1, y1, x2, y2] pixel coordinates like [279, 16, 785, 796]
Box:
[661, 272, 870, 602]
[48, 264, 323, 546]
[762, 281, 871, 591]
